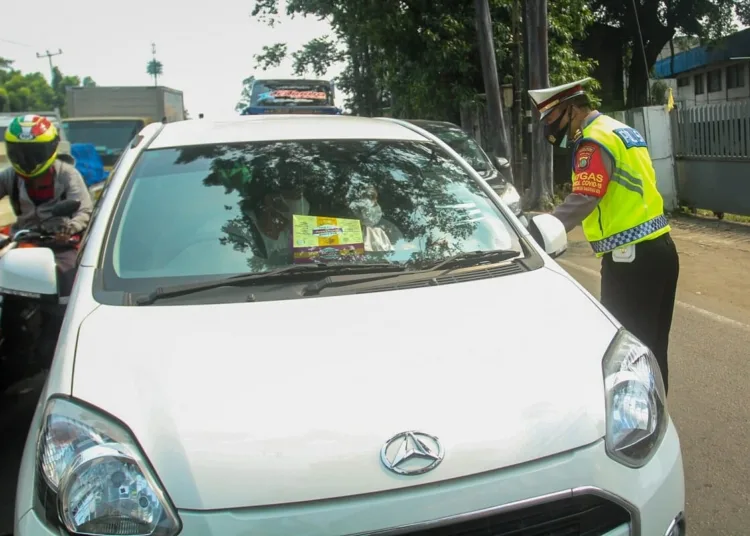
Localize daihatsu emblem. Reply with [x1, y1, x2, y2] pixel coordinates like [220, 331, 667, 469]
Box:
[380, 431, 444, 475]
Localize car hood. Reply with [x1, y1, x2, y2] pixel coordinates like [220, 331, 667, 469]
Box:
[73, 266, 617, 510]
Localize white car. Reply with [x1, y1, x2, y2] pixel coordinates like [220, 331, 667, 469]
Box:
[6, 115, 684, 536]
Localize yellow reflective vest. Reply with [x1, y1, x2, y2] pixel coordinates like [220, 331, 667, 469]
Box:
[576, 114, 670, 257]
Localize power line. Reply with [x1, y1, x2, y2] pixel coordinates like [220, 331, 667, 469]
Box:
[36, 49, 63, 83]
[0, 38, 32, 48]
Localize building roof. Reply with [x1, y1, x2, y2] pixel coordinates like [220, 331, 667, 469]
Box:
[653, 28, 750, 78]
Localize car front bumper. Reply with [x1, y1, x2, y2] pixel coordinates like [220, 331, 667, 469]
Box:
[16, 419, 685, 536]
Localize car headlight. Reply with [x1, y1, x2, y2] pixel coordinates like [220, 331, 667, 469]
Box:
[499, 184, 522, 215]
[603, 329, 668, 468]
[35, 397, 181, 536]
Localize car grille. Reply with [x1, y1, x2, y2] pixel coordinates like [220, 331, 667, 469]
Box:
[395, 494, 631, 536]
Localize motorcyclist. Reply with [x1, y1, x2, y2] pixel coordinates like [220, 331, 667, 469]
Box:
[0, 115, 93, 368]
[0, 114, 93, 297]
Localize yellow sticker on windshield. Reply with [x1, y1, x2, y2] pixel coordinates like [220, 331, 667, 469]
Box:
[292, 215, 365, 263]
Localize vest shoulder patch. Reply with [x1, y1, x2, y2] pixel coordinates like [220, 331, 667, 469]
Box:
[612, 127, 647, 149]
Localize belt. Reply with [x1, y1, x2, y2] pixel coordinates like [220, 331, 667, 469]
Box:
[590, 214, 668, 254]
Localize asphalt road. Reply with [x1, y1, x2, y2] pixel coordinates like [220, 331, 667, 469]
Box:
[0, 373, 45, 536]
[1, 241, 748, 535]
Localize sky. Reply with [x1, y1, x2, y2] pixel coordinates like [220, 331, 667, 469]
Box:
[0, 0, 345, 120]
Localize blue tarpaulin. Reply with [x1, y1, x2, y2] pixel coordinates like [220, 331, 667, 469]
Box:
[70, 143, 105, 187]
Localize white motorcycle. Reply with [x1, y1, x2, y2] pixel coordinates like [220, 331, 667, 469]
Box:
[0, 199, 80, 390]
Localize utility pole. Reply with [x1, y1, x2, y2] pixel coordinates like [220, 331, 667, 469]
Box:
[151, 43, 159, 86]
[36, 49, 63, 84]
[521, 0, 532, 194]
[511, 0, 523, 191]
[525, 0, 554, 209]
[474, 0, 514, 182]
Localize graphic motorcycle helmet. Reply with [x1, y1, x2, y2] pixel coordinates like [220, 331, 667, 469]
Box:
[3, 115, 60, 178]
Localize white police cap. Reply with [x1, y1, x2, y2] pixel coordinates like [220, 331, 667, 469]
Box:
[528, 77, 592, 119]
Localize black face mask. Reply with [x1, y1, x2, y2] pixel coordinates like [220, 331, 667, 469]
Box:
[544, 107, 572, 148]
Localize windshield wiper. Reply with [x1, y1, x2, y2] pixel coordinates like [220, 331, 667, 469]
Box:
[135, 262, 406, 305]
[306, 250, 521, 295]
[420, 249, 520, 271]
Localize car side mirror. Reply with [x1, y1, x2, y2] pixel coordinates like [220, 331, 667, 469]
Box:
[493, 156, 510, 171]
[0, 248, 59, 299]
[528, 214, 567, 258]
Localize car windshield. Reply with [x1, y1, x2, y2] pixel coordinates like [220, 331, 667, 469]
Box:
[63, 119, 144, 166]
[103, 139, 521, 293]
[418, 124, 492, 173]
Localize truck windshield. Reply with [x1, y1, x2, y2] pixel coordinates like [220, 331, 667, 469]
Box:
[250, 80, 334, 107]
[63, 119, 145, 167]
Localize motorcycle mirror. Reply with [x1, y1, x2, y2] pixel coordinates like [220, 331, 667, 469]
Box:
[50, 199, 81, 218]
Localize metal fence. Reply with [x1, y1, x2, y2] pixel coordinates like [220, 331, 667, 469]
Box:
[671, 101, 750, 215]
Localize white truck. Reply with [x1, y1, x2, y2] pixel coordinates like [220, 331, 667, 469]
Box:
[62, 86, 185, 174]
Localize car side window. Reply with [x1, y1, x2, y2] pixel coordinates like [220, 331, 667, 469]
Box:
[76, 142, 135, 266]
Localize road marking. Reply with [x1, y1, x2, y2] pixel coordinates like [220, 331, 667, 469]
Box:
[557, 258, 750, 331]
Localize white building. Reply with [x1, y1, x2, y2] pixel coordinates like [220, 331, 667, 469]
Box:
[652, 29, 750, 108]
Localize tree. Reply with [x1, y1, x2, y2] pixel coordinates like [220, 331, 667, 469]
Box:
[254, 44, 288, 71]
[591, 0, 750, 107]
[249, 0, 600, 120]
[650, 79, 670, 105]
[147, 59, 163, 86]
[235, 75, 256, 111]
[51, 66, 82, 115]
[0, 57, 95, 114]
[82, 76, 96, 87]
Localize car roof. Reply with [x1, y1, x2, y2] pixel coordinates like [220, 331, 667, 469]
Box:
[149, 116, 431, 149]
[404, 119, 464, 132]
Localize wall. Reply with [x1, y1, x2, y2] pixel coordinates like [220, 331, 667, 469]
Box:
[611, 106, 679, 210]
[672, 100, 750, 215]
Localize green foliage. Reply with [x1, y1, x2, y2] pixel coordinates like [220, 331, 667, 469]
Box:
[146, 59, 163, 76]
[0, 57, 94, 115]
[548, 0, 602, 108]
[235, 75, 256, 112]
[254, 43, 288, 71]
[146, 59, 163, 86]
[650, 79, 670, 105]
[246, 0, 601, 120]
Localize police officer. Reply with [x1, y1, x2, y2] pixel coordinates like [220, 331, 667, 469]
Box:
[528, 77, 680, 394]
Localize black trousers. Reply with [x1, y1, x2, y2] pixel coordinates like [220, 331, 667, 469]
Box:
[600, 233, 680, 394]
